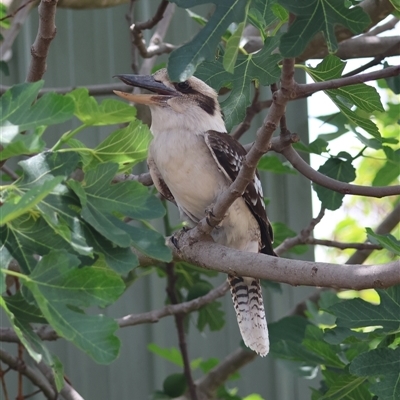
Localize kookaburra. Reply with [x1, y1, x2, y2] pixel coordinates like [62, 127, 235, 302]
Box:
[114, 68, 275, 357]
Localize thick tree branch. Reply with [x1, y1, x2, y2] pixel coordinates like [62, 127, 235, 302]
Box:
[172, 239, 399, 290]
[0, 349, 56, 400]
[281, 145, 400, 197]
[26, 0, 58, 82]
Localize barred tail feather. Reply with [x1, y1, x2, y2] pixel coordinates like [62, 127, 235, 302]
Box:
[228, 275, 269, 357]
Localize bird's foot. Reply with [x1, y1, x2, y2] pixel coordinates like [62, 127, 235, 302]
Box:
[170, 226, 190, 250]
[205, 205, 216, 227]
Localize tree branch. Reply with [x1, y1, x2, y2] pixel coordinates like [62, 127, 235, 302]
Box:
[0, 349, 56, 400]
[280, 145, 400, 197]
[307, 238, 382, 251]
[36, 361, 84, 400]
[26, 0, 58, 82]
[296, 65, 400, 97]
[172, 239, 399, 290]
[112, 171, 153, 186]
[347, 202, 400, 265]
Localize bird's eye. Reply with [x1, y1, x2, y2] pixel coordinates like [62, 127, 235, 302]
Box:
[176, 81, 190, 91]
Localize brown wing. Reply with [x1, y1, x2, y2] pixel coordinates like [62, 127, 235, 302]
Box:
[204, 130, 275, 256]
[147, 155, 176, 205]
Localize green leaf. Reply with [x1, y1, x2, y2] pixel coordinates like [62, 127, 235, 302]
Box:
[168, 0, 248, 81]
[278, 0, 370, 57]
[350, 348, 400, 400]
[328, 286, 400, 333]
[1, 177, 63, 224]
[23, 251, 123, 364]
[293, 138, 329, 155]
[0, 127, 46, 161]
[271, 222, 308, 254]
[223, 21, 246, 74]
[366, 228, 400, 255]
[372, 147, 400, 186]
[66, 88, 135, 126]
[163, 373, 187, 398]
[313, 153, 356, 210]
[320, 370, 371, 400]
[269, 316, 311, 345]
[108, 217, 172, 262]
[304, 56, 384, 140]
[302, 325, 345, 368]
[258, 155, 296, 174]
[0, 61, 9, 76]
[87, 120, 152, 172]
[187, 281, 212, 301]
[0, 82, 74, 135]
[198, 36, 281, 130]
[147, 343, 183, 367]
[197, 301, 225, 332]
[1, 216, 78, 273]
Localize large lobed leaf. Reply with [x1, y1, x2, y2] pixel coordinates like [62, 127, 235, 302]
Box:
[167, 0, 249, 81]
[278, 0, 370, 57]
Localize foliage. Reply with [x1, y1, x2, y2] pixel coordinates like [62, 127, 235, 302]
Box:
[0, 0, 399, 399]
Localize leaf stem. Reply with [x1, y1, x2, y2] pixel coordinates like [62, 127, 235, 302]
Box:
[51, 124, 87, 151]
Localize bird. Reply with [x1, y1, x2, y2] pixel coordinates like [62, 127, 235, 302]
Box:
[114, 68, 276, 357]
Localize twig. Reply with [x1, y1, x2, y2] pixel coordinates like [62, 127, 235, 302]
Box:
[166, 263, 198, 400]
[130, 0, 174, 59]
[36, 362, 84, 400]
[365, 16, 399, 36]
[26, 0, 59, 82]
[342, 40, 400, 77]
[118, 281, 229, 327]
[347, 202, 400, 265]
[1, 165, 19, 181]
[112, 172, 153, 186]
[280, 145, 400, 198]
[0, 0, 35, 22]
[296, 65, 400, 97]
[275, 206, 326, 254]
[0, 363, 10, 400]
[307, 238, 382, 250]
[0, 0, 35, 62]
[0, 349, 56, 400]
[0, 82, 132, 96]
[195, 348, 256, 398]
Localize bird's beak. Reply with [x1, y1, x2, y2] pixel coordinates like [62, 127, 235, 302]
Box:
[113, 74, 179, 105]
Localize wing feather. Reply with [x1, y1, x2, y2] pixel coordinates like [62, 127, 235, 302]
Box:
[204, 131, 275, 255]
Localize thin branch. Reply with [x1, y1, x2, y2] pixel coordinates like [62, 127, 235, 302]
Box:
[307, 238, 382, 250]
[36, 362, 84, 400]
[0, 0, 35, 62]
[1, 165, 19, 180]
[342, 40, 400, 77]
[296, 65, 400, 97]
[166, 263, 198, 400]
[130, 0, 173, 59]
[0, 82, 132, 96]
[26, 0, 58, 82]
[0, 349, 56, 400]
[281, 145, 400, 197]
[0, 0, 35, 22]
[347, 202, 400, 265]
[275, 206, 326, 254]
[195, 348, 256, 399]
[364, 16, 399, 36]
[112, 172, 153, 186]
[0, 282, 229, 343]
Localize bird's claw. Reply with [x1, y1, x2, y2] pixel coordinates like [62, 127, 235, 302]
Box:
[205, 205, 216, 227]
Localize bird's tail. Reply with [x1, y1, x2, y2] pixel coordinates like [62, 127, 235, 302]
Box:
[228, 275, 269, 357]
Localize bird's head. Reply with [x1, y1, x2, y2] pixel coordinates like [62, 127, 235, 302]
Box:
[114, 68, 225, 134]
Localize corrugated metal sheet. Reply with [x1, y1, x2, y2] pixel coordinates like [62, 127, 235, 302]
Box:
[1, 2, 316, 399]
